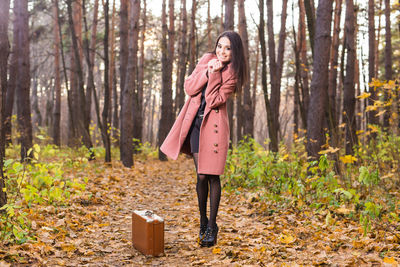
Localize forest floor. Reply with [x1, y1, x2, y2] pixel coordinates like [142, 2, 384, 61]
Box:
[1, 156, 400, 266]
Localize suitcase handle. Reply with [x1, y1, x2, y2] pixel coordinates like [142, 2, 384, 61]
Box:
[145, 210, 153, 217]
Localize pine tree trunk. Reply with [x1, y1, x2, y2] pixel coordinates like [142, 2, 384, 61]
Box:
[266, 0, 287, 152]
[14, 0, 33, 161]
[158, 0, 174, 160]
[67, 0, 93, 153]
[224, 0, 234, 145]
[259, 0, 275, 149]
[383, 0, 392, 128]
[188, 0, 196, 74]
[238, 0, 253, 138]
[52, 0, 61, 146]
[175, 0, 188, 113]
[327, 0, 342, 146]
[343, 0, 356, 154]
[102, 0, 112, 162]
[306, 0, 333, 159]
[119, 0, 129, 125]
[304, 0, 316, 56]
[0, 0, 10, 207]
[120, 0, 140, 167]
[207, 0, 213, 51]
[138, 0, 146, 139]
[368, 0, 378, 126]
[298, 0, 310, 130]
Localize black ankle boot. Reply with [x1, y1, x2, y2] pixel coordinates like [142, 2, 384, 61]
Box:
[200, 224, 218, 247]
[199, 218, 208, 242]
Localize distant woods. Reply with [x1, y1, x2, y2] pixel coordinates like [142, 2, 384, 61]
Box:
[0, 0, 399, 172]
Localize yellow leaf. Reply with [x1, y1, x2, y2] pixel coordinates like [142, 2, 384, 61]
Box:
[368, 124, 379, 132]
[318, 146, 340, 154]
[365, 105, 378, 112]
[61, 243, 76, 252]
[279, 233, 295, 244]
[357, 92, 371, 99]
[383, 257, 398, 265]
[375, 110, 386, 117]
[340, 155, 357, 164]
[383, 80, 396, 89]
[212, 247, 222, 254]
[369, 78, 384, 88]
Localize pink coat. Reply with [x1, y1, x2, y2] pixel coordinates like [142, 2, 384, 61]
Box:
[160, 53, 237, 175]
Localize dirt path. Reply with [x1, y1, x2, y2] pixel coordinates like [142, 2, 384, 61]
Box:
[11, 156, 399, 266]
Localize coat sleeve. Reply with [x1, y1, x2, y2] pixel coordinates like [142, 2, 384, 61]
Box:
[184, 54, 211, 96]
[205, 70, 237, 109]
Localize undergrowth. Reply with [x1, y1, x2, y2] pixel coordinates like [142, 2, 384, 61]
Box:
[222, 132, 400, 235]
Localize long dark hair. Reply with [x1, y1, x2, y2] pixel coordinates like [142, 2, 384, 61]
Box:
[212, 31, 248, 93]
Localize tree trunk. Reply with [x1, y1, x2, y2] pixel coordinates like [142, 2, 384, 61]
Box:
[138, 0, 146, 139]
[119, 0, 129, 131]
[224, 0, 234, 145]
[52, 0, 61, 146]
[368, 0, 378, 126]
[120, 0, 140, 167]
[102, 0, 112, 162]
[67, 0, 93, 153]
[327, 0, 342, 147]
[0, 0, 10, 207]
[306, 0, 333, 159]
[299, 0, 310, 130]
[188, 0, 196, 74]
[304, 0, 316, 56]
[266, 0, 288, 152]
[158, 0, 174, 160]
[14, 0, 33, 161]
[175, 0, 188, 114]
[238, 0, 253, 138]
[343, 0, 356, 155]
[383, 0, 392, 128]
[259, 0, 275, 150]
[84, 0, 99, 132]
[207, 0, 213, 50]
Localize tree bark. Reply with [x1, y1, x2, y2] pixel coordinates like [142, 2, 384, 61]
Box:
[158, 0, 174, 160]
[83, 0, 99, 132]
[119, 0, 129, 131]
[238, 0, 253, 138]
[0, 0, 10, 206]
[304, 0, 316, 56]
[299, 0, 310, 130]
[327, 0, 342, 146]
[207, 0, 213, 51]
[188, 0, 196, 74]
[14, 0, 33, 161]
[224, 0, 234, 145]
[175, 0, 188, 114]
[368, 0, 378, 126]
[383, 0, 392, 128]
[138, 0, 146, 139]
[266, 0, 288, 152]
[343, 0, 356, 154]
[306, 0, 333, 159]
[120, 0, 140, 167]
[102, 0, 112, 162]
[66, 0, 93, 153]
[52, 0, 61, 146]
[259, 0, 275, 150]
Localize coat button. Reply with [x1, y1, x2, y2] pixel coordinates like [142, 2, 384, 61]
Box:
[215, 109, 219, 113]
[214, 129, 218, 133]
[214, 143, 218, 147]
[214, 124, 217, 127]
[214, 150, 218, 153]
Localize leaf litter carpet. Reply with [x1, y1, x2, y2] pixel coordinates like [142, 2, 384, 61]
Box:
[2, 156, 400, 266]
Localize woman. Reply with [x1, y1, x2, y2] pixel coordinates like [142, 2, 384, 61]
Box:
[160, 31, 247, 247]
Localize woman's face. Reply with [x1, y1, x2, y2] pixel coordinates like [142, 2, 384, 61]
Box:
[216, 36, 232, 63]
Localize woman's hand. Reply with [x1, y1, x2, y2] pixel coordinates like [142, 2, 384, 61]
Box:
[208, 59, 224, 73]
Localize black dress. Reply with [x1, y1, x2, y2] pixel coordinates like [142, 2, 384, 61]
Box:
[188, 84, 207, 153]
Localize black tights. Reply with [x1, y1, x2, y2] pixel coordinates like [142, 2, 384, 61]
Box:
[192, 153, 221, 227]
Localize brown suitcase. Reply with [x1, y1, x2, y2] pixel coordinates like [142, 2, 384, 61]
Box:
[132, 210, 164, 256]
